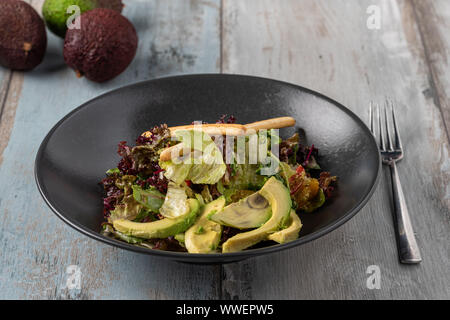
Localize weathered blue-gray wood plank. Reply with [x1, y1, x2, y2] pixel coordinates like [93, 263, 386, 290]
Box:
[1, 0, 449, 300]
[0, 0, 221, 299]
[0, 70, 11, 113]
[412, 0, 450, 140]
[0, 69, 13, 165]
[221, 0, 450, 299]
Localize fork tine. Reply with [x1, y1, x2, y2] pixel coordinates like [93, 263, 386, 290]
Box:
[390, 100, 403, 151]
[384, 102, 394, 151]
[377, 103, 385, 150]
[369, 101, 375, 136]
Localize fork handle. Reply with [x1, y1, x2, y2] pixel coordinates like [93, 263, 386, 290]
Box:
[389, 161, 422, 264]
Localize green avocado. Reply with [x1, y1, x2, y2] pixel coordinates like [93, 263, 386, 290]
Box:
[113, 199, 200, 239]
[268, 209, 302, 244]
[222, 177, 291, 253]
[209, 192, 271, 229]
[185, 197, 226, 254]
[42, 0, 123, 38]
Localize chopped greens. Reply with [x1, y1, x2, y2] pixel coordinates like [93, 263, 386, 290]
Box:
[160, 130, 226, 185]
[132, 185, 165, 212]
[195, 226, 205, 235]
[100, 116, 336, 253]
[106, 168, 120, 175]
[159, 182, 190, 218]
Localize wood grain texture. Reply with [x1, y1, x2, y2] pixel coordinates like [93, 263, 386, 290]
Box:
[0, 0, 31, 166]
[0, 70, 12, 116]
[0, 0, 449, 300]
[0, 72, 23, 167]
[0, 0, 221, 299]
[0, 69, 13, 166]
[412, 0, 450, 141]
[221, 0, 450, 299]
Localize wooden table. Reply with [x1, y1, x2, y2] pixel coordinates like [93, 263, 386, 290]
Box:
[0, 0, 448, 299]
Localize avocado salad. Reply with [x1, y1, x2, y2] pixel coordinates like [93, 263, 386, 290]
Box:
[100, 115, 337, 253]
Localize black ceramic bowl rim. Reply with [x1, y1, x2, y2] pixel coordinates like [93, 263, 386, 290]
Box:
[35, 74, 381, 262]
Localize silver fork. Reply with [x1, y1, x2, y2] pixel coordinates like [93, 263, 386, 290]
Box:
[370, 100, 422, 264]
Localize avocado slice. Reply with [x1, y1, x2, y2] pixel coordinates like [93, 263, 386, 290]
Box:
[209, 192, 271, 229]
[222, 177, 292, 253]
[268, 209, 302, 244]
[113, 199, 200, 239]
[185, 197, 226, 253]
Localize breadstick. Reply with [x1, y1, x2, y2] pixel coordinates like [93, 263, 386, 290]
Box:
[155, 117, 296, 161]
[142, 123, 246, 138]
[159, 143, 188, 162]
[170, 124, 246, 137]
[244, 117, 296, 131]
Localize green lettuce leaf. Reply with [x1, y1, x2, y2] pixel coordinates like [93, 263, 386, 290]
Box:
[159, 130, 226, 184]
[132, 185, 165, 213]
[133, 209, 157, 222]
[108, 194, 143, 222]
[227, 164, 267, 190]
[279, 162, 296, 189]
[159, 182, 190, 218]
[217, 164, 267, 204]
[102, 224, 144, 244]
[106, 168, 120, 175]
[200, 186, 213, 204]
[160, 161, 192, 185]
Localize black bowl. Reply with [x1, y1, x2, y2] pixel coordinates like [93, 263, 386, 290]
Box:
[35, 74, 380, 263]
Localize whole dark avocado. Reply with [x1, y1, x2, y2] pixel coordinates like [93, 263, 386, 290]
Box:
[95, 0, 123, 12]
[63, 8, 137, 82]
[0, 0, 47, 71]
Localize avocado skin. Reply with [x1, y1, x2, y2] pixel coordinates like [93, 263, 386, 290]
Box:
[63, 8, 137, 82]
[42, 0, 123, 38]
[113, 199, 200, 239]
[0, 0, 47, 71]
[95, 0, 123, 12]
